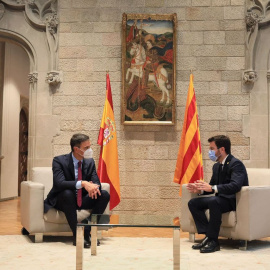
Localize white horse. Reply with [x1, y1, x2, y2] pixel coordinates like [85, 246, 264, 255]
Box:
[126, 43, 145, 83]
[126, 43, 171, 105]
[148, 64, 170, 105]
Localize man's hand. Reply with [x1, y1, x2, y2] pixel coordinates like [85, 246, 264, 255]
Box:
[81, 181, 101, 199]
[194, 180, 212, 192]
[186, 183, 200, 194]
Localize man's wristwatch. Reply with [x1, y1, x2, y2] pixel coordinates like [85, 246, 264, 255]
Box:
[211, 186, 216, 193]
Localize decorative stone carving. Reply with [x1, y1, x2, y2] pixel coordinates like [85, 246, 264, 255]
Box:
[45, 11, 58, 35]
[46, 71, 62, 86]
[1, 0, 61, 87]
[27, 0, 36, 8]
[28, 72, 38, 83]
[246, 11, 260, 33]
[0, 3, 5, 21]
[243, 70, 258, 84]
[244, 0, 270, 84]
[1, 0, 26, 9]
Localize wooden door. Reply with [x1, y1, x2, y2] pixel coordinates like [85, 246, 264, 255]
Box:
[18, 109, 28, 196]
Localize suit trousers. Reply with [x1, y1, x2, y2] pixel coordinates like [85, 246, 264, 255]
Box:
[55, 189, 110, 237]
[188, 195, 235, 240]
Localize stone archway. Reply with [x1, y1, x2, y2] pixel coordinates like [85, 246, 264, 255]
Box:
[0, 0, 61, 198]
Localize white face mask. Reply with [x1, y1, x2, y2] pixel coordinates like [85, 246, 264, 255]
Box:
[83, 148, 93, 159]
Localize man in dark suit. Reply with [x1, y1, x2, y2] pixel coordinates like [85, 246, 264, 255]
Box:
[44, 133, 110, 248]
[187, 135, 248, 253]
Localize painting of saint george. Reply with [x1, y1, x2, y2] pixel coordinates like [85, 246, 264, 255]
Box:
[122, 13, 177, 125]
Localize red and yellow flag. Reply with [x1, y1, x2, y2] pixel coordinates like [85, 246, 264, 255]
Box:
[173, 74, 203, 193]
[97, 73, 120, 210]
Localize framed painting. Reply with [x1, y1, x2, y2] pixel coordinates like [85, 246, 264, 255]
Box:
[121, 13, 177, 125]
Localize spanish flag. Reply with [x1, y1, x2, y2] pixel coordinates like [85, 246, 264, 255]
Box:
[97, 73, 120, 210]
[173, 74, 203, 193]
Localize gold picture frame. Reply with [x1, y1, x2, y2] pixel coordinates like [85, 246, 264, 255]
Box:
[121, 13, 177, 125]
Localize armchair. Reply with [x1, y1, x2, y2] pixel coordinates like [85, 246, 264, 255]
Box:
[181, 168, 270, 250]
[20, 167, 110, 243]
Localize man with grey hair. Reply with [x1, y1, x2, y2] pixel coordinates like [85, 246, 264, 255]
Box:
[44, 133, 110, 248]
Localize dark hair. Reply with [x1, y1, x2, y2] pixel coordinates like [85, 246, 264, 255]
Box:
[208, 135, 231, 154]
[70, 133, 89, 152]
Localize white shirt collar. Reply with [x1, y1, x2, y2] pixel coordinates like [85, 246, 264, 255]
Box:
[72, 153, 83, 164]
[221, 155, 229, 165]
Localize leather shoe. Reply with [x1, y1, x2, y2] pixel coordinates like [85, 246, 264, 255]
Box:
[200, 240, 220, 253]
[192, 236, 209, 250]
[85, 234, 100, 246]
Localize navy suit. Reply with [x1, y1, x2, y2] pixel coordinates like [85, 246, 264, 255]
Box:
[188, 154, 248, 240]
[44, 152, 110, 236]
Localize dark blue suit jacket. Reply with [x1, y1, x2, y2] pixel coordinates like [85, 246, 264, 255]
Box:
[44, 152, 101, 213]
[209, 154, 249, 207]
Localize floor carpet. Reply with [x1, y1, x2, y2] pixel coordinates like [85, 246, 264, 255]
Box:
[1, 235, 270, 269]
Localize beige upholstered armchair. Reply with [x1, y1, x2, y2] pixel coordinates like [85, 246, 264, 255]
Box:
[20, 167, 110, 243]
[181, 168, 270, 250]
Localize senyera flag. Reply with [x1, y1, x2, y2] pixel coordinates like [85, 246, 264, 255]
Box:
[173, 74, 203, 195]
[97, 73, 120, 210]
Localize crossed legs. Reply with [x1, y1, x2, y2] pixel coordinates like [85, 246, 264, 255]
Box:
[55, 189, 110, 237]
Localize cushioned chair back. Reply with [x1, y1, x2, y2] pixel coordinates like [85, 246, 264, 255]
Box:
[246, 168, 270, 186]
[32, 167, 53, 199]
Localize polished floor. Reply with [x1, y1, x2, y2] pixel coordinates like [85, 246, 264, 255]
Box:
[3, 198, 270, 270]
[0, 197, 188, 238]
[0, 197, 22, 235]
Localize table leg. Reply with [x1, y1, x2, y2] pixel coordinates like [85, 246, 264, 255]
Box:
[76, 226, 84, 270]
[173, 228, 180, 270]
[91, 225, 98, 256]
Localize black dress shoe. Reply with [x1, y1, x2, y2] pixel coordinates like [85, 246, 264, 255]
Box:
[73, 239, 91, 248]
[84, 235, 91, 248]
[192, 237, 209, 250]
[83, 235, 100, 247]
[200, 240, 220, 253]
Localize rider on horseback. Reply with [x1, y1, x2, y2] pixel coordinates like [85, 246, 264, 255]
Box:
[142, 39, 159, 89]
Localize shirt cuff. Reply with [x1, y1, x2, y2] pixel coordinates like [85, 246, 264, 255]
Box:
[212, 185, 218, 193]
[76, 180, 82, 189]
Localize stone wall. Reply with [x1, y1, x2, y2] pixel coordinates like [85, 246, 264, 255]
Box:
[55, 0, 248, 216]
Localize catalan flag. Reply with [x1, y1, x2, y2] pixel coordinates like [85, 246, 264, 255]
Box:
[173, 74, 203, 193]
[97, 73, 120, 210]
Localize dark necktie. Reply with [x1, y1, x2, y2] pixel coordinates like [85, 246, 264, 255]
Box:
[77, 161, 82, 207]
[217, 163, 223, 184]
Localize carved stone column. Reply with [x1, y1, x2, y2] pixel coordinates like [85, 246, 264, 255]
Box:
[243, 0, 270, 168]
[244, 0, 270, 84]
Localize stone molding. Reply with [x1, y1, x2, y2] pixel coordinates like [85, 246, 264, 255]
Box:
[1, 0, 61, 87]
[244, 0, 270, 84]
[0, 3, 4, 20]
